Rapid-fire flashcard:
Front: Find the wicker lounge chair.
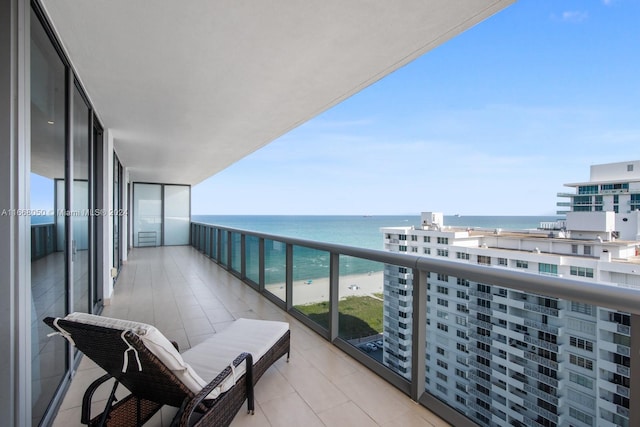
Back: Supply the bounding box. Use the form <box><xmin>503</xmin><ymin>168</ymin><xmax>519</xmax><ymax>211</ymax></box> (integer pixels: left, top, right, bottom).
<box><xmin>45</xmin><ymin>313</ymin><xmax>290</xmax><ymax>427</ymax></box>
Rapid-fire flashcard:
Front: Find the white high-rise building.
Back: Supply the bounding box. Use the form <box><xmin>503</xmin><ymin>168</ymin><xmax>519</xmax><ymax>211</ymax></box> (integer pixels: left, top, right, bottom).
<box><xmin>381</xmin><ymin>161</ymin><xmax>640</xmax><ymax>427</ymax></box>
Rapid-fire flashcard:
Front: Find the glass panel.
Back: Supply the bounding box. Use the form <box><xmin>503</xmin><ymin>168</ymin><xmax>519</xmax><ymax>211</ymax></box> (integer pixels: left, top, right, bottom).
<box><xmin>231</xmin><ymin>232</ymin><xmax>241</xmax><ymax>273</ymax></box>
<box><xmin>164</xmin><ymin>185</ymin><xmax>190</xmax><ymax>245</ymax></box>
<box><xmin>292</xmin><ymin>246</ymin><xmax>330</xmax><ymax>330</ymax></box>
<box><xmin>30</xmin><ymin>9</ymin><xmax>67</xmax><ymax>425</ymax></box>
<box><xmin>73</xmin><ymin>86</ymin><xmax>90</xmax><ymax>314</ymax></box>
<box><xmin>263</xmin><ymin>239</ymin><xmax>286</xmax><ymax>302</ymax></box>
<box><xmin>339</xmin><ymin>258</ymin><xmax>392</xmax><ymax>369</ymax></box>
<box><xmin>132</xmin><ymin>183</ymin><xmax>161</xmax><ymax>247</ymax></box>
<box><xmin>245</xmin><ymin>235</ymin><xmax>260</xmax><ymax>285</ymax></box>
<box><xmin>210</xmin><ymin>227</ymin><xmax>217</xmax><ymax>259</ymax></box>
<box><xmin>219</xmin><ymin>230</ymin><xmax>228</xmax><ymax>266</ymax></box>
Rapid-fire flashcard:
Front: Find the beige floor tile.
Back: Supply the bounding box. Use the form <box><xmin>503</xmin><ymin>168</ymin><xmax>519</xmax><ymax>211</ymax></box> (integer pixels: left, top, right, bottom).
<box><xmin>260</xmin><ymin>392</ymin><xmax>324</xmax><ymax>427</ymax></box>
<box><xmin>317</xmin><ymin>401</ymin><xmax>378</xmax><ymax>427</ymax></box>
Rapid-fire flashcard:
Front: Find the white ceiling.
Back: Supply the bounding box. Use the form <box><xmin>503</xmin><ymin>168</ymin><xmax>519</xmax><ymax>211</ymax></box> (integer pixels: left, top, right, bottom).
<box><xmin>41</xmin><ymin>0</ymin><xmax>514</xmax><ymax>185</ymax></box>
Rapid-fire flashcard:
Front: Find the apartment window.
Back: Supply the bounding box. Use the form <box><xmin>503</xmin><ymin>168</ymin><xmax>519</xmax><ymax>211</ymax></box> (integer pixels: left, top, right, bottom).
<box><xmin>437</xmin><ymin>249</ymin><xmax>449</xmax><ymax>257</ymax></box>
<box><xmin>569</xmin><ymin>407</ymin><xmax>594</xmax><ymax>426</ymax></box>
<box><xmin>437</xmin><ymin>286</ymin><xmax>449</xmax><ymax>295</ymax></box>
<box><xmin>424</xmin><ymin>248</ymin><xmax>431</xmax><ymax>255</ymax></box>
<box><xmin>399</xmin><ymin>267</ymin><xmax>407</xmax><ymax>274</ymax></box>
<box><xmin>456</xmin><ymin>290</ymin><xmax>468</xmax><ymax>300</ymax></box>
<box><xmin>455</xmin><ymin>368</ymin><xmax>466</xmax><ymax>378</ymax></box>
<box><xmin>477</xmin><ymin>284</ymin><xmax>491</xmax><ymax>294</ymax></box>
<box><xmin>437</xmin><ymin>359</ymin><xmax>448</xmax><ymax>369</ymax></box>
<box><xmin>516</xmin><ymin>260</ymin><xmax>528</xmax><ymax>269</ymax></box>
<box><xmin>498</xmin><ymin>257</ymin><xmax>507</xmax><ymax>266</ymax></box>
<box><xmin>569</xmin><ymin>353</ymin><xmax>594</xmax><ymax>371</ymax></box>
<box><xmin>456</xmin><ymin>330</ymin><xmax>467</xmax><ymax>339</ymax></box>
<box><xmin>437</xmin><ymin>346</ymin><xmax>445</xmax><ymax>356</ymax></box>
<box><xmin>411</xmin><ymin>235</ymin><xmax>417</xmax><ymax>241</ymax></box>
<box><xmin>477</xmin><ymin>255</ymin><xmax>491</xmax><ymax>265</ymax></box>
<box><xmin>456</xmin><ymin>303</ymin><xmax>469</xmax><ymax>313</ymax></box>
<box><xmin>613</xmin><ymin>332</ymin><xmax>631</xmax><ymax>347</ymax></box>
<box><xmin>424</xmin><ymin>236</ymin><xmax>431</xmax><ymax>243</ymax></box>
<box><xmin>437</xmin><ymin>310</ymin><xmax>449</xmax><ymax>320</ymax></box>
<box><xmin>398</xmin><ymin>278</ymin><xmax>407</xmax><ymax>285</ymax></box>
<box><xmin>437</xmin><ymin>237</ymin><xmax>449</xmax><ymax>244</ymax></box>
<box><xmin>568</xmin><ymin>389</ymin><xmax>596</xmax><ymax>411</ymax></box>
<box><xmin>399</xmin><ymin>234</ymin><xmax>407</xmax><ymax>241</ymax></box>
<box><xmin>583</xmin><ymin>245</ymin><xmax>592</xmax><ymax>255</ymax></box>
<box><xmin>436</xmin><ymin>384</ymin><xmax>448</xmax><ymax>395</ymax></box>
<box><xmin>436</xmin><ymin>371</ymin><xmax>447</xmax><ymax>382</ymax></box>
<box><xmin>437</xmin><ymin>298</ymin><xmax>448</xmax><ymax>307</ymax></box>
<box><xmin>628</xmin><ymin>164</ymin><xmax>634</xmax><ymax>172</ymax></box>
<box><xmin>457</xmin><ymin>278</ymin><xmax>470</xmax><ymax>287</ymax></box>
<box><xmin>398</xmin><ymin>311</ymin><xmax>407</xmax><ymax>318</ymax></box>
<box><xmin>437</xmin><ymin>323</ymin><xmax>448</xmax><ymax>332</ymax></box>
<box><xmin>570</xmin><ymin>266</ymin><xmax>594</xmax><ymax>278</ymax></box>
<box><xmin>569</xmin><ymin>336</ymin><xmax>594</xmax><ymax>352</ymax></box>
<box><xmin>538</xmin><ymin>263</ymin><xmax>558</xmax><ymax>276</ymax></box>
<box><xmin>609</xmin><ymin>311</ymin><xmax>631</xmax><ymax>326</ymax></box>
<box><xmin>570</xmin><ymin>301</ymin><xmax>595</xmax><ymax>316</ymax></box>
<box><xmin>456</xmin><ymin>252</ymin><xmax>470</xmax><ymax>260</ymax></box>
<box><xmin>410</xmin><ymin>247</ymin><xmax>418</xmax><ymax>253</ymax></box>
<box><xmin>571</xmin><ymin>244</ymin><xmax>578</xmax><ymax>254</ymax></box>
<box><xmin>456</xmin><ymin>342</ymin><xmax>467</xmax><ymax>353</ymax></box>
<box><xmin>399</xmin><ymin>245</ymin><xmax>407</xmax><ymax>252</ymax></box>
<box><xmin>569</xmin><ymin>371</ymin><xmax>594</xmax><ymax>390</ymax></box>
<box><xmin>455</xmin><ymin>316</ymin><xmax>467</xmax><ymax>327</ymax></box>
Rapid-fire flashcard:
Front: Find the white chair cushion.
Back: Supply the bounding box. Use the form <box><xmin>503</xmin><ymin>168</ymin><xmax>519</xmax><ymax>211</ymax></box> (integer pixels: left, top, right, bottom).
<box><xmin>181</xmin><ymin>318</ymin><xmax>289</xmax><ymax>395</ymax></box>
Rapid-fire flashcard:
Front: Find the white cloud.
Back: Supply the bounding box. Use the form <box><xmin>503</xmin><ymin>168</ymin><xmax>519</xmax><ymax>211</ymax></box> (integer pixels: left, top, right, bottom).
<box><xmin>560</xmin><ymin>10</ymin><xmax>589</xmax><ymax>22</ymax></box>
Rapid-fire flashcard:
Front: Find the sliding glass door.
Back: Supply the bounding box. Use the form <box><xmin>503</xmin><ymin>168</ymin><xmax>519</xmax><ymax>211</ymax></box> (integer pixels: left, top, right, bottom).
<box><xmin>29</xmin><ymin>6</ymin><xmax>103</xmax><ymax>425</ymax></box>
<box><xmin>132</xmin><ymin>183</ymin><xmax>190</xmax><ymax>247</ymax></box>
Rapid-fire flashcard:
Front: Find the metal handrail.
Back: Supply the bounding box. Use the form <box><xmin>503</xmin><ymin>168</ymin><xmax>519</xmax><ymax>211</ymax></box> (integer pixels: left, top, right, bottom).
<box><xmin>191</xmin><ymin>221</ymin><xmax>640</xmax><ymax>315</ymax></box>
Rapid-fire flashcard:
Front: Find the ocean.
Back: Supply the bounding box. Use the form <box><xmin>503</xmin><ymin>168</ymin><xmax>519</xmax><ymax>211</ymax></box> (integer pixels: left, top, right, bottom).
<box><xmin>191</xmin><ymin>215</ymin><xmax>560</xmax><ymax>250</ymax></box>
<box><xmin>191</xmin><ymin>215</ymin><xmax>561</xmax><ymax>283</ymax></box>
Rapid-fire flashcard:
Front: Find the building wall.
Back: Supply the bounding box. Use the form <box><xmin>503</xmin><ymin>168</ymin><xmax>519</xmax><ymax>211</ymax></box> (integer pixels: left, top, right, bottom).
<box><xmin>381</xmin><ymin>222</ymin><xmax>636</xmax><ymax>427</ymax></box>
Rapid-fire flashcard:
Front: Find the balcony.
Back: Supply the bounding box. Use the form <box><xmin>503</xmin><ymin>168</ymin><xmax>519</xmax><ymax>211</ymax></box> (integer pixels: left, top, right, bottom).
<box><xmin>53</xmin><ymin>246</ymin><xmax>443</xmax><ymax>426</ymax></box>
<box><xmin>52</xmin><ymin>221</ymin><xmax>640</xmax><ymax>427</ymax></box>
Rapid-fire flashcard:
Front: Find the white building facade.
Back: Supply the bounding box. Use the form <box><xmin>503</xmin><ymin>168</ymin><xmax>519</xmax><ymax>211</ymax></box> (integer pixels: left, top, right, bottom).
<box><xmin>381</xmin><ymin>162</ymin><xmax>640</xmax><ymax>427</ymax></box>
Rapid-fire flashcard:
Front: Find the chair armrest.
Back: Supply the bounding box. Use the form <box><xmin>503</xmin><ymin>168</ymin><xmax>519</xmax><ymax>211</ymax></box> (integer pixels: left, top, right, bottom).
<box><xmin>179</xmin><ymin>352</ymin><xmax>254</xmax><ymax>426</ymax></box>
<box><xmin>81</xmin><ymin>373</ymin><xmax>114</xmax><ymax>424</ymax></box>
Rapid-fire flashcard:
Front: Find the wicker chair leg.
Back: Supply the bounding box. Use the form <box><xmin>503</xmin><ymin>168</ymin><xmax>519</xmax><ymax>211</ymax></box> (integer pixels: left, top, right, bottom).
<box><xmin>246</xmin><ymin>354</ymin><xmax>255</xmax><ymax>415</ymax></box>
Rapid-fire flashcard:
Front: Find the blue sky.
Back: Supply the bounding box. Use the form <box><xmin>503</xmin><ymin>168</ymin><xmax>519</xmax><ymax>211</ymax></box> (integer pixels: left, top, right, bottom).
<box><xmin>192</xmin><ymin>0</ymin><xmax>640</xmax><ymax>216</ymax></box>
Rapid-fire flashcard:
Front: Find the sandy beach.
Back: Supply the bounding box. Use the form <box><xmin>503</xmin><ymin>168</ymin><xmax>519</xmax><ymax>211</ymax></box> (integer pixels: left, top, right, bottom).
<box><xmin>265</xmin><ymin>271</ymin><xmax>385</xmax><ymax>305</ymax></box>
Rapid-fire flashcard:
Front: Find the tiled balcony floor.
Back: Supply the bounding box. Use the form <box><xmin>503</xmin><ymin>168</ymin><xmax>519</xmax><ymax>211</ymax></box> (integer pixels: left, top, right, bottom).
<box><xmin>53</xmin><ymin>246</ymin><xmax>449</xmax><ymax>427</ymax></box>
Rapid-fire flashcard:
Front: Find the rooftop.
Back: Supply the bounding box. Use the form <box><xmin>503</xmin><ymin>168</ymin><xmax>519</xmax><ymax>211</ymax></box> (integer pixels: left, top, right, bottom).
<box><xmin>52</xmin><ymin>246</ymin><xmax>448</xmax><ymax>427</ymax></box>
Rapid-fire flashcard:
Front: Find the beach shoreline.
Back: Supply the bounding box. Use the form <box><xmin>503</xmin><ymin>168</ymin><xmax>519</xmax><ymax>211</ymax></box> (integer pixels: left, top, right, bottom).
<box><xmin>265</xmin><ymin>271</ymin><xmax>385</xmax><ymax>305</ymax></box>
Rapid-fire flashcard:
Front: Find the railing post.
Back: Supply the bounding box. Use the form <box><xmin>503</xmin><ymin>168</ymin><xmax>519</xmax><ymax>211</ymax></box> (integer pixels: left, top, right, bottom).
<box><xmin>286</xmin><ymin>244</ymin><xmax>293</xmax><ymax>311</ymax></box>
<box><xmin>329</xmin><ymin>253</ymin><xmax>340</xmax><ymax>342</ymax></box>
<box><xmin>630</xmin><ymin>313</ymin><xmax>640</xmax><ymax>427</ymax></box>
<box><xmin>411</xmin><ymin>268</ymin><xmax>427</xmax><ymax>401</ymax></box>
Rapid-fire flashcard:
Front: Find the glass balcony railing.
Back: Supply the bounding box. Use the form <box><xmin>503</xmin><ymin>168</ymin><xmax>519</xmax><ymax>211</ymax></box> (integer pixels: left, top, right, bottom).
<box><xmin>190</xmin><ymin>221</ymin><xmax>640</xmax><ymax>427</ymax></box>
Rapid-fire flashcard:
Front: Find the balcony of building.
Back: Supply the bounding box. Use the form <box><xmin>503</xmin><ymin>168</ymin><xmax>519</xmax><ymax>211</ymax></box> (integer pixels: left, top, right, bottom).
<box><xmin>45</xmin><ymin>220</ymin><xmax>640</xmax><ymax>427</ymax></box>
<box><xmin>52</xmin><ymin>245</ymin><xmax>447</xmax><ymax>427</ymax></box>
